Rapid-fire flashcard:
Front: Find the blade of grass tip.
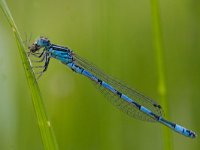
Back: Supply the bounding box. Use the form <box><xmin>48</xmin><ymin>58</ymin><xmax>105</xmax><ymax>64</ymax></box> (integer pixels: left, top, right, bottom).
<box><xmin>0</xmin><ymin>0</ymin><xmax>59</xmax><ymax>149</ymax></box>
<box><xmin>150</xmin><ymin>0</ymin><xmax>172</xmax><ymax>150</ymax></box>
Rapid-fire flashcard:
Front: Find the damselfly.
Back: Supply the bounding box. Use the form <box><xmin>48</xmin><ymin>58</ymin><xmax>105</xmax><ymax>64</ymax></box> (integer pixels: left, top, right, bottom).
<box><xmin>28</xmin><ymin>36</ymin><xmax>196</xmax><ymax>138</ymax></box>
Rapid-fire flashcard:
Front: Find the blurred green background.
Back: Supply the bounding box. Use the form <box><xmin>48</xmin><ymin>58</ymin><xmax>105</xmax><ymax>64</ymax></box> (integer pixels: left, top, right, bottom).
<box><xmin>0</xmin><ymin>0</ymin><xmax>199</xmax><ymax>149</ymax></box>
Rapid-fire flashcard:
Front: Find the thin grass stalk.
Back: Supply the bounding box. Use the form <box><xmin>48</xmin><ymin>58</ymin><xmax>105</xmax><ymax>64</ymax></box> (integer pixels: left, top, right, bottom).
<box><xmin>0</xmin><ymin>0</ymin><xmax>58</xmax><ymax>149</ymax></box>
<box><xmin>150</xmin><ymin>0</ymin><xmax>172</xmax><ymax>150</ymax></box>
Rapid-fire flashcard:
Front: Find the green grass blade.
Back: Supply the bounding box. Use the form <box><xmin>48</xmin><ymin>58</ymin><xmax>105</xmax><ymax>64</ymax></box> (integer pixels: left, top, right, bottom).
<box><xmin>0</xmin><ymin>0</ymin><xmax>59</xmax><ymax>149</ymax></box>
<box><xmin>150</xmin><ymin>0</ymin><xmax>172</xmax><ymax>149</ymax></box>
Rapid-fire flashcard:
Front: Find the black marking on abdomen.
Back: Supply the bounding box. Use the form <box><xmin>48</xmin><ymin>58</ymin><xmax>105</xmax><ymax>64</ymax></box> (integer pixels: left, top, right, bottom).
<box><xmin>116</xmin><ymin>91</ymin><xmax>122</xmax><ymax>98</ymax></box>
<box><xmin>132</xmin><ymin>101</ymin><xmax>141</xmax><ymax>109</ymax></box>
<box><xmin>151</xmin><ymin>113</ymin><xmax>160</xmax><ymax>120</ymax></box>
<box><xmin>97</xmin><ymin>79</ymin><xmax>102</xmax><ymax>85</ymax></box>
<box><xmin>80</xmin><ymin>68</ymin><xmax>84</xmax><ymax>74</ymax></box>
<box><xmin>161</xmin><ymin>117</ymin><xmax>176</xmax><ymax>128</ymax></box>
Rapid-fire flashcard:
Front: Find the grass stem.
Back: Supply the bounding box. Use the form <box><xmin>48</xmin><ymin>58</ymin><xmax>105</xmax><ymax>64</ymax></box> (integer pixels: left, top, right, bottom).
<box><xmin>0</xmin><ymin>0</ymin><xmax>59</xmax><ymax>149</ymax></box>
<box><xmin>150</xmin><ymin>0</ymin><xmax>172</xmax><ymax>149</ymax></box>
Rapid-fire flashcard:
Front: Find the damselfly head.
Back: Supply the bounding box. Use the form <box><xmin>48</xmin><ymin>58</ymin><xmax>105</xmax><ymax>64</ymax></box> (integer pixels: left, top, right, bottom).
<box><xmin>28</xmin><ymin>36</ymin><xmax>50</xmax><ymax>53</ymax></box>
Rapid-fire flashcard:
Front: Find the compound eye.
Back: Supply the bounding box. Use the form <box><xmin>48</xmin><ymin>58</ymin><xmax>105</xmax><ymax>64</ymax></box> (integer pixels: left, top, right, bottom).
<box><xmin>28</xmin><ymin>44</ymin><xmax>41</xmax><ymax>53</ymax></box>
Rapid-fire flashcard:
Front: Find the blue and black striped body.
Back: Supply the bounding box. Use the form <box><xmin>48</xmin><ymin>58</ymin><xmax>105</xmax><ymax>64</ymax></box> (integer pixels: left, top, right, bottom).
<box><xmin>28</xmin><ymin>37</ymin><xmax>196</xmax><ymax>138</ymax></box>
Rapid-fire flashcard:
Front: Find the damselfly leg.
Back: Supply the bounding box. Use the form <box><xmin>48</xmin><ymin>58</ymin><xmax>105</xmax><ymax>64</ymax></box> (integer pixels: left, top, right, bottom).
<box><xmin>28</xmin><ymin>48</ymin><xmax>51</xmax><ymax>79</ymax></box>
